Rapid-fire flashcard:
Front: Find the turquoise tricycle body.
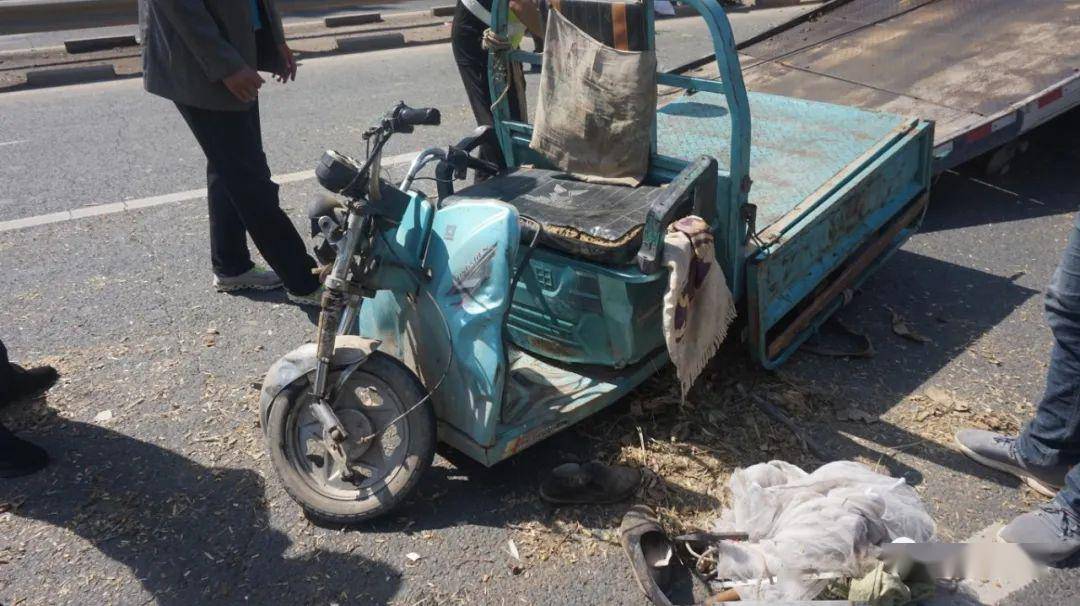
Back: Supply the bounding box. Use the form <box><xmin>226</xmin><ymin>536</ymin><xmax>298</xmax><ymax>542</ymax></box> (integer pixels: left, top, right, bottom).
<box><xmin>352</xmin><ymin>0</ymin><xmax>932</xmax><ymax>467</ymax></box>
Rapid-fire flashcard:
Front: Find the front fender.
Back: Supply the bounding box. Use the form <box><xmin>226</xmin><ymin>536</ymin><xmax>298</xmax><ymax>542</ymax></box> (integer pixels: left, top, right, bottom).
<box><xmin>258</xmin><ymin>335</ymin><xmax>381</xmax><ymax>432</ymax></box>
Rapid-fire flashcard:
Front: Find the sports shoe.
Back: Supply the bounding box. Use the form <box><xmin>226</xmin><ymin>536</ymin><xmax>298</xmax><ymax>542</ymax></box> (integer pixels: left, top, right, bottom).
<box><xmin>0</xmin><ymin>423</ymin><xmax>49</xmax><ymax>479</ymax></box>
<box><xmin>1</xmin><ymin>364</ymin><xmax>59</xmax><ymax>408</ymax></box>
<box><xmin>287</xmin><ymin>286</ymin><xmax>324</xmax><ymax>308</ymax></box>
<box><xmin>998</xmin><ymin>500</ymin><xmax>1080</xmax><ymax>565</ymax></box>
<box><xmin>213</xmin><ymin>265</ymin><xmax>283</xmax><ymax>292</ymax></box>
<box><xmin>954</xmin><ymin>429</ymin><xmax>1069</xmax><ymax>497</ymax></box>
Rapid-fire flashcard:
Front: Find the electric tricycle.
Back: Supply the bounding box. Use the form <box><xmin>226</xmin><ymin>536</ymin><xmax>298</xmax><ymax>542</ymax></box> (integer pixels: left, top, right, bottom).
<box><xmin>259</xmin><ymin>0</ymin><xmax>934</xmax><ymax>523</ymax></box>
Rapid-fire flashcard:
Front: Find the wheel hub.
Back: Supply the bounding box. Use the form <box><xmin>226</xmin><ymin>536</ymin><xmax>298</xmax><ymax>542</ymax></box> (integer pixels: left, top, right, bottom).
<box><xmin>336</xmin><ymin>408</ymin><xmax>375</xmax><ymax>459</ymax></box>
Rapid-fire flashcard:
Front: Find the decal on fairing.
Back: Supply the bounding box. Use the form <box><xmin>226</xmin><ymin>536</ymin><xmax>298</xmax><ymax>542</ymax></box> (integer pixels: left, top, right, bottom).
<box><xmin>447</xmin><ymin>244</ymin><xmax>496</xmax><ymax>303</ymax></box>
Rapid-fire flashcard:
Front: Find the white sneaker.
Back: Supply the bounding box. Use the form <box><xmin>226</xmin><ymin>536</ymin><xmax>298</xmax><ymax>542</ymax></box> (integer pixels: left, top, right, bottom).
<box><xmin>213</xmin><ymin>265</ymin><xmax>283</xmax><ymax>292</ymax></box>
<box><xmin>287</xmin><ymin>286</ymin><xmax>324</xmax><ymax>308</ymax></box>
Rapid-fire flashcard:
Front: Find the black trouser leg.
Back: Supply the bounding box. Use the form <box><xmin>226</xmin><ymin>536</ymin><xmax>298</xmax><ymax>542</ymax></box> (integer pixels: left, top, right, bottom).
<box><xmin>451</xmin><ymin>6</ymin><xmax>524</xmax><ymax>168</ymax></box>
<box><xmin>175</xmin><ymin>102</ymin><xmax>319</xmax><ymax>294</ymax></box>
<box><xmin>206</xmin><ymin>160</ymin><xmax>253</xmax><ymax>278</ymax></box>
<box><xmin>0</xmin><ymin>339</ymin><xmax>14</xmax><ymax>404</ymax></box>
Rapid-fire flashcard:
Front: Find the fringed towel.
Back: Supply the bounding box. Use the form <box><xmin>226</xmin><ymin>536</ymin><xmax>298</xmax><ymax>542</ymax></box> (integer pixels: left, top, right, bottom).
<box><xmin>662</xmin><ymin>216</ymin><xmax>736</xmax><ymax>397</ymax></box>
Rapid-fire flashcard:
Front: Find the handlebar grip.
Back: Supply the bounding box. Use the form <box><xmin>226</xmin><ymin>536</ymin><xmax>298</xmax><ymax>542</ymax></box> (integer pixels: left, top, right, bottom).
<box><xmin>467</xmin><ymin>156</ymin><xmax>501</xmax><ymax>177</ymax></box>
<box><xmin>396</xmin><ymin>105</ymin><xmax>442</xmax><ymax>128</ymax></box>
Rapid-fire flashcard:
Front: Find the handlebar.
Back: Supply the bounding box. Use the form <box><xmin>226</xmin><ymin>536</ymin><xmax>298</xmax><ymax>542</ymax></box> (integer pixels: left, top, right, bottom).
<box><xmin>392</xmin><ymin>103</ymin><xmax>441</xmax><ymax>132</ymax></box>
<box><xmin>466</xmin><ymin>156</ymin><xmax>500</xmax><ymax>176</ymax></box>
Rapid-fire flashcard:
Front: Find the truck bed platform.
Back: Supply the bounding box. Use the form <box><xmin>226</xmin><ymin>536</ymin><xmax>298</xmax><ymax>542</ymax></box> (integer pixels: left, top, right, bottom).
<box><xmin>678</xmin><ymin>0</ymin><xmax>1080</xmax><ymax>172</ymax></box>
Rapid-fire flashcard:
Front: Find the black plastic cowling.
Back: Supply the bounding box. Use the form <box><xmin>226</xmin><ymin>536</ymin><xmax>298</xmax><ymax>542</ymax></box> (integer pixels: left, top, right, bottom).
<box><xmin>316</xmin><ymin>150</ymin><xmax>367</xmax><ymax>198</ymax></box>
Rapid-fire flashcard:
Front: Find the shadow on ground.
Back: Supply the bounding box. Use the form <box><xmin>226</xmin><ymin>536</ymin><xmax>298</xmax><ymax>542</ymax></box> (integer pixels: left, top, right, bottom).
<box><xmin>922</xmin><ymin>108</ymin><xmax>1080</xmax><ymax>235</ymax></box>
<box><xmin>2</xmin><ymin>400</ymin><xmax>402</xmax><ymax>605</ymax></box>
<box><xmin>782</xmin><ymin>247</ymin><xmax>1040</xmax><ymax>489</ymax></box>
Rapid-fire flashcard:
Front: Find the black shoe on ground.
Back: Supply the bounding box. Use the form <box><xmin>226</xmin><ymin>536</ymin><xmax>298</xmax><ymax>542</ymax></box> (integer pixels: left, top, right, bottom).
<box><xmin>0</xmin><ymin>424</ymin><xmax>49</xmax><ymax>478</ymax></box>
<box><xmin>4</xmin><ymin>364</ymin><xmax>60</xmax><ymax>405</ymax></box>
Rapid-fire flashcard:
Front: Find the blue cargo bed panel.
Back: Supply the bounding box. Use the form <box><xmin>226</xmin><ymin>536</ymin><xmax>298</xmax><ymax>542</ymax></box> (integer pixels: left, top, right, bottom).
<box><xmin>657</xmin><ymin>90</ymin><xmax>911</xmax><ymax>232</ymax></box>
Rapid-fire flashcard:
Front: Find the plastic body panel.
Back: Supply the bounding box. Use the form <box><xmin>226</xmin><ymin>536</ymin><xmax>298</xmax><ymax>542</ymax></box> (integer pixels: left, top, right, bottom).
<box><xmin>358</xmin><ymin>198</ymin><xmax>521</xmax><ymax>450</ymax></box>
<box><xmin>506</xmin><ymin>247</ymin><xmax>666</xmax><ymax>368</ymax></box>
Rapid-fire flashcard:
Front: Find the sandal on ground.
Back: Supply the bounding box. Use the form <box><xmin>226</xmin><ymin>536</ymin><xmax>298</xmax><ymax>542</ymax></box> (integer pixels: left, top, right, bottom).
<box><xmin>538</xmin><ymin>461</ymin><xmax>641</xmax><ymax>505</ymax></box>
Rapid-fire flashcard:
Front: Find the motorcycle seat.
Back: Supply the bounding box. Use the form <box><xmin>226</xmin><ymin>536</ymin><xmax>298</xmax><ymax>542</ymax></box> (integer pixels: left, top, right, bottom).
<box><xmin>445</xmin><ymin>167</ymin><xmax>664</xmax><ymax>266</ymax></box>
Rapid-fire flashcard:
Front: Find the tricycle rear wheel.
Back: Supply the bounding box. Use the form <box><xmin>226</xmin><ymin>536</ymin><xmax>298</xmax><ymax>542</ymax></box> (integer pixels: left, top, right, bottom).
<box><xmin>265</xmin><ymin>352</ymin><xmax>435</xmax><ymax>524</ymax></box>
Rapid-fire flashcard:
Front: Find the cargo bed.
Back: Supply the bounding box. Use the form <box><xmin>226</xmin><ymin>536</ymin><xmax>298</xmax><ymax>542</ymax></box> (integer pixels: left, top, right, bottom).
<box><xmin>676</xmin><ymin>0</ymin><xmax>1080</xmax><ymax>172</ymax></box>
<box><xmin>658</xmin><ymin>88</ymin><xmax>933</xmax><ymax>366</ymax></box>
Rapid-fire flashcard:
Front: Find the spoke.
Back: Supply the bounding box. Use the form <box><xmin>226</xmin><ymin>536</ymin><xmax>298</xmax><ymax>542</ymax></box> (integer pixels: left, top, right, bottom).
<box><xmin>353</xmin><ymin>441</ymin><xmax>390</xmax><ymax>480</ymax></box>
<box><xmin>351</xmin><ymin>462</ymin><xmax>380</xmax><ymax>478</ymax></box>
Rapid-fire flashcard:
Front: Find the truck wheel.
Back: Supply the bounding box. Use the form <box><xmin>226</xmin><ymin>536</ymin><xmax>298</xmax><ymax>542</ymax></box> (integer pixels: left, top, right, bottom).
<box><xmin>265</xmin><ymin>352</ymin><xmax>435</xmax><ymax>524</ymax></box>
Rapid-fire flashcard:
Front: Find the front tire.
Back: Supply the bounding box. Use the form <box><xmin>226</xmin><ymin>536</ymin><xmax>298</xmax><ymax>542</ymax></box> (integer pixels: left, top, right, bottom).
<box><xmin>265</xmin><ymin>352</ymin><xmax>435</xmax><ymax>524</ymax></box>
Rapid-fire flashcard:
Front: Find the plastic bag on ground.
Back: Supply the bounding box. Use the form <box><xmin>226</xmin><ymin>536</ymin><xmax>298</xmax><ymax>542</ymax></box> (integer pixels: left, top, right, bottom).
<box><xmin>709</xmin><ymin>460</ymin><xmax>935</xmax><ymax>601</ymax></box>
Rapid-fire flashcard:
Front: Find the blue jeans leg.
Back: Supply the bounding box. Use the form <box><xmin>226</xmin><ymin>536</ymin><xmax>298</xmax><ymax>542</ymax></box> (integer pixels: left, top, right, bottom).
<box><xmin>1017</xmin><ymin>213</ymin><xmax>1080</xmax><ymax>514</ymax></box>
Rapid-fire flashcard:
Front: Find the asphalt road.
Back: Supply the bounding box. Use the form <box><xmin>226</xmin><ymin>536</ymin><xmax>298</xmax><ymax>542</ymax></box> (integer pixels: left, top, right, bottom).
<box><xmin>2</xmin><ymin>5</ymin><xmax>1079</xmax><ymax>605</ymax></box>
<box><xmin>0</xmin><ymin>8</ymin><xmax>809</xmax><ymax>223</ymax></box>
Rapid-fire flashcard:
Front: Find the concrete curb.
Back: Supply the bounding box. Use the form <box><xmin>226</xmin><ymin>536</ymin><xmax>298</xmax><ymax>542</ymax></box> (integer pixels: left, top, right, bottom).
<box><xmin>0</xmin><ymin>0</ymin><xmax>450</xmax><ymax>35</ymax></box>
<box><xmin>335</xmin><ymin>32</ymin><xmax>406</xmax><ymax>53</ymax></box>
<box><xmin>25</xmin><ymin>64</ymin><xmax>118</xmax><ymax>87</ymax></box>
<box><xmin>64</xmin><ymin>34</ymin><xmax>138</xmax><ymax>54</ymax></box>
<box><xmin>431</xmin><ymin>6</ymin><xmax>456</xmax><ymax>17</ymax></box>
<box><xmin>6</xmin><ymin>1</ymin><xmax>721</xmax><ymax>92</ymax></box>
<box><xmin>324</xmin><ymin>12</ymin><xmax>382</xmax><ymax>28</ymax></box>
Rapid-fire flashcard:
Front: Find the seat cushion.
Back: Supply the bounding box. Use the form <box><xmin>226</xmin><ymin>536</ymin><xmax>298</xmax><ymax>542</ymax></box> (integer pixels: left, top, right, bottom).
<box><xmin>445</xmin><ymin>167</ymin><xmax>663</xmax><ymax>265</ymax></box>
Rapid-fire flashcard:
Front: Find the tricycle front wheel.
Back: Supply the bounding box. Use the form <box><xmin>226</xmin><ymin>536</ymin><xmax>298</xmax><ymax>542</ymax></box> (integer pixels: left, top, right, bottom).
<box><xmin>265</xmin><ymin>352</ymin><xmax>435</xmax><ymax>524</ymax></box>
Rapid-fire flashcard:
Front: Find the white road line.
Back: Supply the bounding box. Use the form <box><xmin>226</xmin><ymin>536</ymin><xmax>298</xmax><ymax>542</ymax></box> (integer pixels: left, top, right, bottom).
<box><xmin>0</xmin><ymin>139</ymin><xmax>27</xmax><ymax>147</ymax></box>
<box><xmin>0</xmin><ymin>151</ymin><xmax>418</xmax><ymax>234</ymax></box>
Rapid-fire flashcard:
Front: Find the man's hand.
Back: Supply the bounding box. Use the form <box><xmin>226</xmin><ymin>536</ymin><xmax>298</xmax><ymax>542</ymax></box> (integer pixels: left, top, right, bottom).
<box><xmin>222</xmin><ymin>66</ymin><xmax>264</xmax><ymax>103</ymax></box>
<box><xmin>275</xmin><ymin>44</ymin><xmax>298</xmax><ymax>83</ymax></box>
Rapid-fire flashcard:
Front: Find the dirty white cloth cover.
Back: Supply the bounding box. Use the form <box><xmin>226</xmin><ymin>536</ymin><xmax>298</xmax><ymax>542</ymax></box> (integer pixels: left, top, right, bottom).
<box><xmin>662</xmin><ymin>216</ymin><xmax>735</xmax><ymax>397</ymax></box>
<box><xmin>529</xmin><ymin>9</ymin><xmax>657</xmax><ymax>186</ymax></box>
<box><xmin>710</xmin><ymin>460</ymin><xmax>936</xmax><ymax>601</ymax></box>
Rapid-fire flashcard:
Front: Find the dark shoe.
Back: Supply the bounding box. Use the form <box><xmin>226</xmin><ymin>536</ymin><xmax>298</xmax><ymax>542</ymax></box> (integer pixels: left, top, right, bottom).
<box><xmin>287</xmin><ymin>286</ymin><xmax>324</xmax><ymax>308</ymax></box>
<box><xmin>3</xmin><ymin>364</ymin><xmax>59</xmax><ymax>406</ymax></box>
<box><xmin>539</xmin><ymin>461</ymin><xmax>641</xmax><ymax>505</ymax></box>
<box><xmin>954</xmin><ymin>429</ymin><xmax>1068</xmax><ymax>497</ymax></box>
<box><xmin>213</xmin><ymin>264</ymin><xmax>283</xmax><ymax>292</ymax></box>
<box><xmin>0</xmin><ymin>424</ymin><xmax>49</xmax><ymax>478</ymax></box>
<box><xmin>998</xmin><ymin>500</ymin><xmax>1080</xmax><ymax>565</ymax></box>
<box><xmin>620</xmin><ymin>505</ymin><xmax>676</xmax><ymax>606</ymax></box>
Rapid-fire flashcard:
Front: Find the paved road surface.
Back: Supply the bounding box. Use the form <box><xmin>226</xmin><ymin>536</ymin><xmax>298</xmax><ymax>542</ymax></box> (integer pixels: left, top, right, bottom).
<box><xmin>1</xmin><ymin>6</ymin><xmax>1079</xmax><ymax>605</ymax></box>
<box><xmin>0</xmin><ymin>10</ymin><xmax>808</xmax><ymax>223</ymax></box>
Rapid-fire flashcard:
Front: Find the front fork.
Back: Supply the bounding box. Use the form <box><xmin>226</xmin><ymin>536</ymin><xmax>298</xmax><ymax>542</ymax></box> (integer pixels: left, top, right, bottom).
<box><xmin>310</xmin><ymin>213</ymin><xmax>371</xmax><ymax>470</ymax></box>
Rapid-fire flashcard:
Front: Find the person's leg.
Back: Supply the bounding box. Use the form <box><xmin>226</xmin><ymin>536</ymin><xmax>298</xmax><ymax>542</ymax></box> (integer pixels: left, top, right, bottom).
<box><xmin>0</xmin><ymin>420</ymin><xmax>49</xmax><ymax>478</ymax></box>
<box><xmin>205</xmin><ymin>160</ymin><xmax>254</xmax><ymax>278</ymax></box>
<box><xmin>992</xmin><ymin>215</ymin><xmax>1080</xmax><ymax>564</ymax></box>
<box><xmin>1017</xmin><ymin>213</ymin><xmax>1080</xmax><ymax>473</ymax></box>
<box><xmin>0</xmin><ymin>338</ymin><xmax>14</xmax><ymax>403</ymax></box>
<box><xmin>175</xmin><ymin>102</ymin><xmax>319</xmax><ymax>295</ymax></box>
<box><xmin>0</xmin><ymin>338</ymin><xmax>58</xmax><ymax>408</ymax></box>
<box><xmin>0</xmin><ymin>339</ymin><xmax>52</xmax><ymax>478</ymax></box>
<box><xmin>452</xmin><ymin>9</ymin><xmax>501</xmax><ymax>166</ymax></box>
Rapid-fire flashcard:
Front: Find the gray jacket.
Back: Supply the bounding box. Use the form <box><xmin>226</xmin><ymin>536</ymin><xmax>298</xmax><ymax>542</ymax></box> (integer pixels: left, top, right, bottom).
<box><xmin>141</xmin><ymin>0</ymin><xmax>287</xmax><ymax>112</ymax></box>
